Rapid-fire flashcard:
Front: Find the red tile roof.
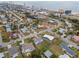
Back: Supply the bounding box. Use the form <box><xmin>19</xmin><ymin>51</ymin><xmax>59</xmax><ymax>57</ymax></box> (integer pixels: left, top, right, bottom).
<box><xmin>73</xmin><ymin>35</ymin><xmax>79</xmax><ymax>42</ymax></box>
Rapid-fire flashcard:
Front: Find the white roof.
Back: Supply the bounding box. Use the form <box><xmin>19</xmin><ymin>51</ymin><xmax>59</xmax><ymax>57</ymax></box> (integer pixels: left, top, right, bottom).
<box><xmin>0</xmin><ymin>53</ymin><xmax>4</xmax><ymax>58</ymax></box>
<box><xmin>21</xmin><ymin>27</ymin><xmax>28</xmax><ymax>33</ymax></box>
<box><xmin>39</xmin><ymin>11</ymin><xmax>48</xmax><ymax>15</ymax></box>
<box><xmin>21</xmin><ymin>29</ymin><xmax>26</xmax><ymax>33</ymax></box>
<box><xmin>7</xmin><ymin>45</ymin><xmax>12</xmax><ymax>49</ymax></box>
<box><xmin>59</xmin><ymin>28</ymin><xmax>65</xmax><ymax>33</ymax></box>
<box><xmin>27</xmin><ymin>18</ymin><xmax>32</xmax><ymax>21</ymax></box>
<box><xmin>43</xmin><ymin>34</ymin><xmax>54</xmax><ymax>40</ymax></box>
<box><xmin>59</xmin><ymin>54</ymin><xmax>70</xmax><ymax>58</ymax></box>
<box><xmin>49</xmin><ymin>20</ymin><xmax>54</xmax><ymax>23</ymax></box>
<box><xmin>6</xmin><ymin>27</ymin><xmax>12</xmax><ymax>32</ymax></box>
<box><xmin>0</xmin><ymin>15</ymin><xmax>5</xmax><ymax>18</ymax></box>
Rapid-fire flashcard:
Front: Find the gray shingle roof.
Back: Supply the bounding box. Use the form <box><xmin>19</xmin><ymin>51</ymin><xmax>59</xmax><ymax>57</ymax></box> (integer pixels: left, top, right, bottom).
<box><xmin>21</xmin><ymin>43</ymin><xmax>35</xmax><ymax>52</ymax></box>
<box><xmin>8</xmin><ymin>46</ymin><xmax>18</xmax><ymax>57</ymax></box>
<box><xmin>33</xmin><ymin>38</ymin><xmax>43</xmax><ymax>45</ymax></box>
<box><xmin>44</xmin><ymin>50</ymin><xmax>52</xmax><ymax>58</ymax></box>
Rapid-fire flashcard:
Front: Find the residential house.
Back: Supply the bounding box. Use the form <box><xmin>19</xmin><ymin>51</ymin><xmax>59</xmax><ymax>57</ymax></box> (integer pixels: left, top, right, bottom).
<box><xmin>0</xmin><ymin>43</ymin><xmax>6</xmax><ymax>47</ymax></box>
<box><xmin>73</xmin><ymin>35</ymin><xmax>79</xmax><ymax>42</ymax></box>
<box><xmin>21</xmin><ymin>43</ymin><xmax>35</xmax><ymax>53</ymax></box>
<box><xmin>68</xmin><ymin>44</ymin><xmax>73</xmax><ymax>48</ymax></box>
<box><xmin>37</xmin><ymin>14</ymin><xmax>48</xmax><ymax>19</ymax></box>
<box><xmin>27</xmin><ymin>18</ymin><xmax>32</xmax><ymax>23</ymax></box>
<box><xmin>8</xmin><ymin>45</ymin><xmax>19</xmax><ymax>58</ymax></box>
<box><xmin>21</xmin><ymin>26</ymin><xmax>28</xmax><ymax>33</ymax></box>
<box><xmin>38</xmin><ymin>11</ymin><xmax>48</xmax><ymax>16</ymax></box>
<box><xmin>0</xmin><ymin>53</ymin><xmax>4</xmax><ymax>58</ymax></box>
<box><xmin>65</xmin><ymin>21</ymin><xmax>72</xmax><ymax>28</ymax></box>
<box><xmin>48</xmin><ymin>20</ymin><xmax>58</xmax><ymax>25</ymax></box>
<box><xmin>38</xmin><ymin>23</ymin><xmax>51</xmax><ymax>29</ymax></box>
<box><xmin>59</xmin><ymin>54</ymin><xmax>70</xmax><ymax>58</ymax></box>
<box><xmin>28</xmin><ymin>15</ymin><xmax>36</xmax><ymax>19</ymax></box>
<box><xmin>59</xmin><ymin>28</ymin><xmax>65</xmax><ymax>34</ymax></box>
<box><xmin>5</xmin><ymin>23</ymin><xmax>12</xmax><ymax>32</ymax></box>
<box><xmin>38</xmin><ymin>24</ymin><xmax>49</xmax><ymax>29</ymax></box>
<box><xmin>60</xmin><ymin>43</ymin><xmax>76</xmax><ymax>57</ymax></box>
<box><xmin>32</xmin><ymin>25</ymin><xmax>37</xmax><ymax>30</ymax></box>
<box><xmin>10</xmin><ymin>32</ymin><xmax>18</xmax><ymax>39</ymax></box>
<box><xmin>43</xmin><ymin>34</ymin><xmax>54</xmax><ymax>41</ymax></box>
<box><xmin>43</xmin><ymin>50</ymin><xmax>53</xmax><ymax>58</ymax></box>
<box><xmin>33</xmin><ymin>37</ymin><xmax>43</xmax><ymax>45</ymax></box>
<box><xmin>0</xmin><ymin>15</ymin><xmax>5</xmax><ymax>19</ymax></box>
<box><xmin>6</xmin><ymin>27</ymin><xmax>12</xmax><ymax>32</ymax></box>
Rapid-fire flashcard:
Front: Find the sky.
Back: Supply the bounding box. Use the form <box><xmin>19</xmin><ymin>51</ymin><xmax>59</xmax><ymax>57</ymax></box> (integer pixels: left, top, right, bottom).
<box><xmin>1</xmin><ymin>1</ymin><xmax>79</xmax><ymax>12</ymax></box>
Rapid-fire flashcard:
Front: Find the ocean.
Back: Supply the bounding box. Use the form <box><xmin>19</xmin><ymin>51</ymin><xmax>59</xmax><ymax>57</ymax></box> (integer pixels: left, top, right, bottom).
<box><xmin>1</xmin><ymin>1</ymin><xmax>79</xmax><ymax>12</ymax></box>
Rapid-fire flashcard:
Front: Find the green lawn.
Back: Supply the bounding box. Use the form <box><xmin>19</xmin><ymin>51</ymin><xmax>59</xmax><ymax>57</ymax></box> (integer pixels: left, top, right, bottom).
<box><xmin>49</xmin><ymin>39</ymin><xmax>64</xmax><ymax>56</ymax></box>
<box><xmin>4</xmin><ymin>52</ymin><xmax>9</xmax><ymax>58</ymax></box>
<box><xmin>31</xmin><ymin>49</ymin><xmax>42</xmax><ymax>58</ymax></box>
<box><xmin>12</xmin><ymin>41</ymin><xmax>22</xmax><ymax>46</ymax></box>
<box><xmin>49</xmin><ymin>44</ymin><xmax>64</xmax><ymax>56</ymax></box>
<box><xmin>24</xmin><ymin>38</ymin><xmax>33</xmax><ymax>43</ymax></box>
<box><xmin>52</xmin><ymin>29</ymin><xmax>58</xmax><ymax>32</ymax></box>
<box><xmin>51</xmin><ymin>38</ymin><xmax>62</xmax><ymax>45</ymax></box>
<box><xmin>36</xmin><ymin>40</ymin><xmax>50</xmax><ymax>52</ymax></box>
<box><xmin>0</xmin><ymin>47</ymin><xmax>8</xmax><ymax>52</ymax></box>
<box><xmin>2</xmin><ymin>32</ymin><xmax>10</xmax><ymax>42</ymax></box>
<box><xmin>24</xmin><ymin>32</ymin><xmax>30</xmax><ymax>36</ymax></box>
<box><xmin>2</xmin><ymin>38</ymin><xmax>10</xmax><ymax>42</ymax></box>
<box><xmin>31</xmin><ymin>40</ymin><xmax>51</xmax><ymax>58</ymax></box>
<box><xmin>15</xmin><ymin>54</ymin><xmax>23</xmax><ymax>58</ymax></box>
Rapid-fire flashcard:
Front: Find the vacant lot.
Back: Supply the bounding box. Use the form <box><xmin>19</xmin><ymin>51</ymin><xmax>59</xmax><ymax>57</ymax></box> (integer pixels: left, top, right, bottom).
<box><xmin>49</xmin><ymin>39</ymin><xmax>64</xmax><ymax>56</ymax></box>
<box><xmin>24</xmin><ymin>38</ymin><xmax>33</xmax><ymax>43</ymax></box>
<box><xmin>36</xmin><ymin>40</ymin><xmax>50</xmax><ymax>52</ymax></box>
<box><xmin>49</xmin><ymin>44</ymin><xmax>64</xmax><ymax>56</ymax></box>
